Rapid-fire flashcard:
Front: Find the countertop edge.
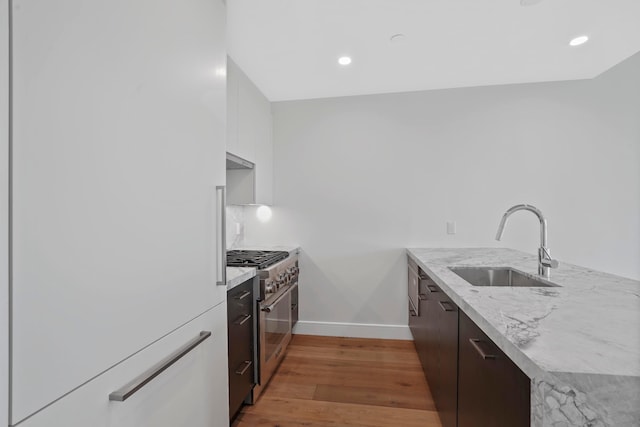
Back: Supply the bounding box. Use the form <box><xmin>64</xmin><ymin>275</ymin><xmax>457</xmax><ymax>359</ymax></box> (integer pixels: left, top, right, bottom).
<box><xmin>226</xmin><ymin>267</ymin><xmax>257</xmax><ymax>291</ymax></box>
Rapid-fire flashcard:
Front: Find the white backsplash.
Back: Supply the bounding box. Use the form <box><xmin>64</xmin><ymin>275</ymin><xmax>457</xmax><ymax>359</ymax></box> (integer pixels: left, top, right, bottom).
<box><xmin>225</xmin><ymin>205</ymin><xmax>245</xmax><ymax>249</ymax></box>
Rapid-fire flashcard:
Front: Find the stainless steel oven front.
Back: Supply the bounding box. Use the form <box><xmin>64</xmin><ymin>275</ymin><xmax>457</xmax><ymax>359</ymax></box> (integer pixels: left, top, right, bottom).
<box><xmin>256</xmin><ymin>283</ymin><xmax>296</xmax><ymax>397</ymax></box>
<box><xmin>232</xmin><ymin>251</ymin><xmax>298</xmax><ymax>402</ymax></box>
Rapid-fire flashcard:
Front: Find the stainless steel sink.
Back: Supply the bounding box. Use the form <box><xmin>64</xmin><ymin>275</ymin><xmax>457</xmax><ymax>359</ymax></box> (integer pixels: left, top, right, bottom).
<box><xmin>449</xmin><ymin>266</ymin><xmax>559</xmax><ymax>288</ymax></box>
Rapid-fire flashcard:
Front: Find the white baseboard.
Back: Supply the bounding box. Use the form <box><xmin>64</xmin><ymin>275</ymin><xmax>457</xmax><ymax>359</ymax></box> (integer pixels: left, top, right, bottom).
<box><xmin>292</xmin><ymin>320</ymin><xmax>412</xmax><ymax>340</ymax></box>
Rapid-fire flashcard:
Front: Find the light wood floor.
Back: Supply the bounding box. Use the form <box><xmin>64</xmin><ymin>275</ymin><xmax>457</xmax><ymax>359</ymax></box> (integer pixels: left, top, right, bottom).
<box><xmin>232</xmin><ymin>334</ymin><xmax>443</xmax><ymax>427</ymax></box>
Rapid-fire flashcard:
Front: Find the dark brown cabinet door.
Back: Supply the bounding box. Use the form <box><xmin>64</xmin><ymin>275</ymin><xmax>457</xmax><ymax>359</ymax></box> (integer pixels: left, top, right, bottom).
<box><xmin>434</xmin><ymin>293</ymin><xmax>458</xmax><ymax>427</ymax></box>
<box><xmin>423</xmin><ymin>278</ymin><xmax>440</xmax><ymax>387</ymax></box>
<box><xmin>227</xmin><ymin>278</ymin><xmax>256</xmax><ymax>419</ymax></box>
<box><xmin>458</xmin><ymin>311</ymin><xmax>530</xmax><ymax>427</ymax></box>
<box><xmin>419</xmin><ymin>276</ymin><xmax>458</xmax><ymax>427</ymax></box>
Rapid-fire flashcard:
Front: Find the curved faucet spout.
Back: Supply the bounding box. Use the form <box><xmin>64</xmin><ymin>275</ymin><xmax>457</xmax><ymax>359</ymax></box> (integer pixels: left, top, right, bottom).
<box><xmin>495</xmin><ymin>204</ymin><xmax>557</xmax><ymax>278</ymax></box>
<box><xmin>495</xmin><ymin>204</ymin><xmax>547</xmax><ymax>247</ymax></box>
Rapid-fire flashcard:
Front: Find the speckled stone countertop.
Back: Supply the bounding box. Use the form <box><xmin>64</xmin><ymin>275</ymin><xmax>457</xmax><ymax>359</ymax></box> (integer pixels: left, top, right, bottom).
<box><xmin>226</xmin><ymin>267</ymin><xmax>256</xmax><ymax>291</ymax></box>
<box><xmin>407</xmin><ymin>248</ymin><xmax>640</xmax><ymax>427</ymax></box>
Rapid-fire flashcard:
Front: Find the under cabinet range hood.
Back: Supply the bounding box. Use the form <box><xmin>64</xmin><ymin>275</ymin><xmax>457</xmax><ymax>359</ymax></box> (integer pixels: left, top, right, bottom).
<box><xmin>226</xmin><ymin>152</ymin><xmax>256</xmax><ymax>204</ymax></box>
<box><xmin>226</xmin><ymin>152</ymin><xmax>254</xmax><ymax>170</ymax></box>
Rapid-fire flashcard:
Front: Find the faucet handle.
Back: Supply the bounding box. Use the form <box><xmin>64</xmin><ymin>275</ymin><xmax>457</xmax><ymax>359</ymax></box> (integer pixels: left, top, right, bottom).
<box><xmin>540</xmin><ymin>247</ymin><xmax>559</xmax><ymax>269</ymax></box>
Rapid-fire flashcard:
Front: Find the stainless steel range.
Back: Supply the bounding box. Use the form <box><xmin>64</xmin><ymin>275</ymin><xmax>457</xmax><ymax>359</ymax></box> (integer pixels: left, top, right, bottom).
<box><xmin>226</xmin><ymin>249</ymin><xmax>299</xmax><ymax>401</ymax></box>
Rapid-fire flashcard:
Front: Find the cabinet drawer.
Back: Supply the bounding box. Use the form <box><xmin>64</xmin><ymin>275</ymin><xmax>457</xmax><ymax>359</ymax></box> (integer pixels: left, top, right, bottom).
<box><xmin>228</xmin><ymin>314</ymin><xmax>254</xmax><ymax>368</ymax></box>
<box><xmin>18</xmin><ymin>303</ymin><xmax>229</xmax><ymax>427</ymax></box>
<box><xmin>227</xmin><ymin>281</ymin><xmax>254</xmax><ymax>318</ymax></box>
<box><xmin>458</xmin><ymin>311</ymin><xmax>530</xmax><ymax>427</ymax></box>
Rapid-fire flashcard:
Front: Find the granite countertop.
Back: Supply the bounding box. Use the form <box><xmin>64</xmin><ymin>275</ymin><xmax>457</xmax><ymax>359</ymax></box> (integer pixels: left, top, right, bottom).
<box><xmin>407</xmin><ymin>247</ymin><xmax>640</xmax><ymax>427</ymax></box>
<box><xmin>226</xmin><ymin>267</ymin><xmax>256</xmax><ymax>291</ymax></box>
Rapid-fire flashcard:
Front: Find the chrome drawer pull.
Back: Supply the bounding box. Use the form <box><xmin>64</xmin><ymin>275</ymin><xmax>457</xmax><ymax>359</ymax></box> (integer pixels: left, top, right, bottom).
<box><xmin>235</xmin><ymin>314</ymin><xmax>252</xmax><ymax>326</ymax></box>
<box><xmin>109</xmin><ymin>331</ymin><xmax>211</xmax><ymax>402</ymax></box>
<box><xmin>438</xmin><ymin>301</ymin><xmax>455</xmax><ymax>312</ymax></box>
<box><xmin>409</xmin><ymin>309</ymin><xmax>417</xmax><ymax>317</ymax></box>
<box><xmin>418</xmin><ymin>293</ymin><xmax>427</xmax><ymax>301</ymax></box>
<box><xmin>236</xmin><ymin>290</ymin><xmax>251</xmax><ymax>300</ymax></box>
<box><xmin>469</xmin><ymin>338</ymin><xmax>497</xmax><ymax>360</ymax></box>
<box><xmin>235</xmin><ymin>360</ymin><xmax>252</xmax><ymax>376</ymax></box>
<box><xmin>426</xmin><ymin>285</ymin><xmax>438</xmax><ymax>293</ymax></box>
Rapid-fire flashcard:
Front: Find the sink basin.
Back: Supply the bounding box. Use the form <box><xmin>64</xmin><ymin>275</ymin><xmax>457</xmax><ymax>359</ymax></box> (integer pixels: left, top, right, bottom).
<box><xmin>449</xmin><ymin>266</ymin><xmax>559</xmax><ymax>288</ymax></box>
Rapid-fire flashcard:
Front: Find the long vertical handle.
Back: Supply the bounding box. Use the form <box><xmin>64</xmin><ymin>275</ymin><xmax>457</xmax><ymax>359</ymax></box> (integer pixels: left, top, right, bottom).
<box><xmin>216</xmin><ymin>186</ymin><xmax>226</xmax><ymax>286</ymax></box>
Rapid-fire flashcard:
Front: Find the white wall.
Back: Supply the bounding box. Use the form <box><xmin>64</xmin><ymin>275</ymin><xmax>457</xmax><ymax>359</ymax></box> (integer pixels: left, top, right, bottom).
<box><xmin>1</xmin><ymin>0</ymin><xmax>8</xmax><ymax>422</ymax></box>
<box><xmin>243</xmin><ymin>52</ymin><xmax>640</xmax><ymax>336</ymax></box>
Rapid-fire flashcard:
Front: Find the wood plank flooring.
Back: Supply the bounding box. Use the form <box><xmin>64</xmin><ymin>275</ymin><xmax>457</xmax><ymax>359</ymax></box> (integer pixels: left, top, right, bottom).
<box><xmin>232</xmin><ymin>335</ymin><xmax>442</xmax><ymax>427</ymax></box>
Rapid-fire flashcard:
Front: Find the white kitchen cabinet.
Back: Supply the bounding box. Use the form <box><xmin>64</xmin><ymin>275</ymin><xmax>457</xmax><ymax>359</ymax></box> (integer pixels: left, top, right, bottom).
<box><xmin>227</xmin><ymin>58</ymin><xmax>273</xmax><ymax>205</ymax></box>
<box><xmin>18</xmin><ymin>302</ymin><xmax>229</xmax><ymax>427</ymax></box>
<box><xmin>0</xmin><ymin>1</ymin><xmax>9</xmax><ymax>424</ymax></box>
<box><xmin>11</xmin><ymin>0</ymin><xmax>227</xmax><ymax>423</ymax></box>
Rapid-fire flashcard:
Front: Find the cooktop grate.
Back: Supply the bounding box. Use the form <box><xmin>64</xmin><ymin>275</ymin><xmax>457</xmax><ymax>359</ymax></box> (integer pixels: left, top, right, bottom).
<box><xmin>226</xmin><ymin>250</ymin><xmax>289</xmax><ymax>269</ymax></box>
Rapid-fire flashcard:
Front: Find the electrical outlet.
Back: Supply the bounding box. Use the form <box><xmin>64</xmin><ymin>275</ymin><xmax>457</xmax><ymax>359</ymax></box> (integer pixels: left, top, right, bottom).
<box><xmin>447</xmin><ymin>221</ymin><xmax>456</xmax><ymax>235</ymax></box>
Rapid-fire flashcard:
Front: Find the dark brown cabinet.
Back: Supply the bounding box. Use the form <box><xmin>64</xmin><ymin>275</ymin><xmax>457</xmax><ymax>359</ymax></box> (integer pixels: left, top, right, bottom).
<box><xmin>408</xmin><ymin>258</ymin><xmax>530</xmax><ymax>427</ymax></box>
<box><xmin>432</xmin><ymin>288</ymin><xmax>458</xmax><ymax>427</ymax></box>
<box><xmin>408</xmin><ymin>261</ymin><xmax>458</xmax><ymax>427</ymax></box>
<box><xmin>227</xmin><ymin>277</ymin><xmax>258</xmax><ymax>420</ymax></box>
<box><xmin>458</xmin><ymin>311</ymin><xmax>530</xmax><ymax>427</ymax></box>
<box><xmin>421</xmin><ymin>280</ymin><xmax>458</xmax><ymax>427</ymax></box>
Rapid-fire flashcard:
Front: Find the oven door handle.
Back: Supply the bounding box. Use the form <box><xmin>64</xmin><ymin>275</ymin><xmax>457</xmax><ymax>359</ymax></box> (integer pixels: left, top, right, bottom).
<box><xmin>261</xmin><ymin>287</ymin><xmax>292</xmax><ymax>313</ymax></box>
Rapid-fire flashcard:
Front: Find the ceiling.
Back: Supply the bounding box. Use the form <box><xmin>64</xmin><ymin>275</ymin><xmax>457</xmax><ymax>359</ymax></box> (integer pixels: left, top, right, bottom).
<box><xmin>227</xmin><ymin>0</ymin><xmax>640</xmax><ymax>102</ymax></box>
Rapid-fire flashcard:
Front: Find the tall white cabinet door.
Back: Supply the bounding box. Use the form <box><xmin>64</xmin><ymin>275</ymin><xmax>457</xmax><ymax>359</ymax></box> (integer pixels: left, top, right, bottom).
<box><xmin>17</xmin><ymin>302</ymin><xmax>229</xmax><ymax>427</ymax></box>
<box><xmin>0</xmin><ymin>0</ymin><xmax>9</xmax><ymax>424</ymax></box>
<box><xmin>11</xmin><ymin>0</ymin><xmax>227</xmax><ymax>423</ymax></box>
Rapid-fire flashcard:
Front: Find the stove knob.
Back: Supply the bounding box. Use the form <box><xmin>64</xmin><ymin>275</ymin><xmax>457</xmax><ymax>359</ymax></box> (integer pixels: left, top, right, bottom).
<box><xmin>264</xmin><ymin>280</ymin><xmax>275</xmax><ymax>294</ymax></box>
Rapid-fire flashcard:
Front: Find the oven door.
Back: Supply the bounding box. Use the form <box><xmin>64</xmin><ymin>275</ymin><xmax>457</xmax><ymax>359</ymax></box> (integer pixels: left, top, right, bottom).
<box><xmin>259</xmin><ymin>287</ymin><xmax>292</xmax><ymax>387</ymax></box>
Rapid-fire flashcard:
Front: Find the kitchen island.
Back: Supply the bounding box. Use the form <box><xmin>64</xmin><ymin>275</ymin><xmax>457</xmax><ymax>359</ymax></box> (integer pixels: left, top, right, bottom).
<box><xmin>407</xmin><ymin>248</ymin><xmax>640</xmax><ymax>427</ymax></box>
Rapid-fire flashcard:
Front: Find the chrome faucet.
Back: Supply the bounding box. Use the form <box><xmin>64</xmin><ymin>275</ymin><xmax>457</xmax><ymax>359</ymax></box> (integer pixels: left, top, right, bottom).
<box><xmin>495</xmin><ymin>204</ymin><xmax>559</xmax><ymax>278</ymax></box>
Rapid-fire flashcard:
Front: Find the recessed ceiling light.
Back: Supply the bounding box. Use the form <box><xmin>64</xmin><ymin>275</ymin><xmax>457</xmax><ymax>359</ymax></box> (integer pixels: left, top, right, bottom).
<box><xmin>520</xmin><ymin>0</ymin><xmax>543</xmax><ymax>6</ymax></box>
<box><xmin>390</xmin><ymin>34</ymin><xmax>406</xmax><ymax>44</ymax></box>
<box><xmin>569</xmin><ymin>35</ymin><xmax>589</xmax><ymax>47</ymax></box>
<box><xmin>338</xmin><ymin>56</ymin><xmax>352</xmax><ymax>66</ymax></box>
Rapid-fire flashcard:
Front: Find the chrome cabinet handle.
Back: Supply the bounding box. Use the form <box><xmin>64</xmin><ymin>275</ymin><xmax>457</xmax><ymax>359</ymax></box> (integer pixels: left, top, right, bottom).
<box><xmin>409</xmin><ymin>309</ymin><xmax>417</xmax><ymax>317</ymax></box>
<box><xmin>215</xmin><ymin>186</ymin><xmax>226</xmax><ymax>286</ymax></box>
<box><xmin>109</xmin><ymin>331</ymin><xmax>211</xmax><ymax>402</ymax></box>
<box><xmin>438</xmin><ymin>301</ymin><xmax>455</xmax><ymax>312</ymax></box>
<box><xmin>469</xmin><ymin>338</ymin><xmax>497</xmax><ymax>360</ymax></box>
<box><xmin>235</xmin><ymin>290</ymin><xmax>251</xmax><ymax>300</ymax></box>
<box><xmin>235</xmin><ymin>361</ymin><xmax>252</xmax><ymax>376</ymax></box>
<box><xmin>235</xmin><ymin>314</ymin><xmax>251</xmax><ymax>326</ymax></box>
<box><xmin>291</xmin><ymin>303</ymin><xmax>298</xmax><ymax>310</ymax></box>
<box><xmin>418</xmin><ymin>294</ymin><xmax>427</xmax><ymax>301</ymax></box>
<box><xmin>426</xmin><ymin>285</ymin><xmax>438</xmax><ymax>293</ymax></box>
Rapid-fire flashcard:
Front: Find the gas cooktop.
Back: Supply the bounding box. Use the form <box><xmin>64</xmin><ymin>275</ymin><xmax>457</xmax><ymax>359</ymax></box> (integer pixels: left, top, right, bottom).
<box><xmin>226</xmin><ymin>250</ymin><xmax>289</xmax><ymax>269</ymax></box>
